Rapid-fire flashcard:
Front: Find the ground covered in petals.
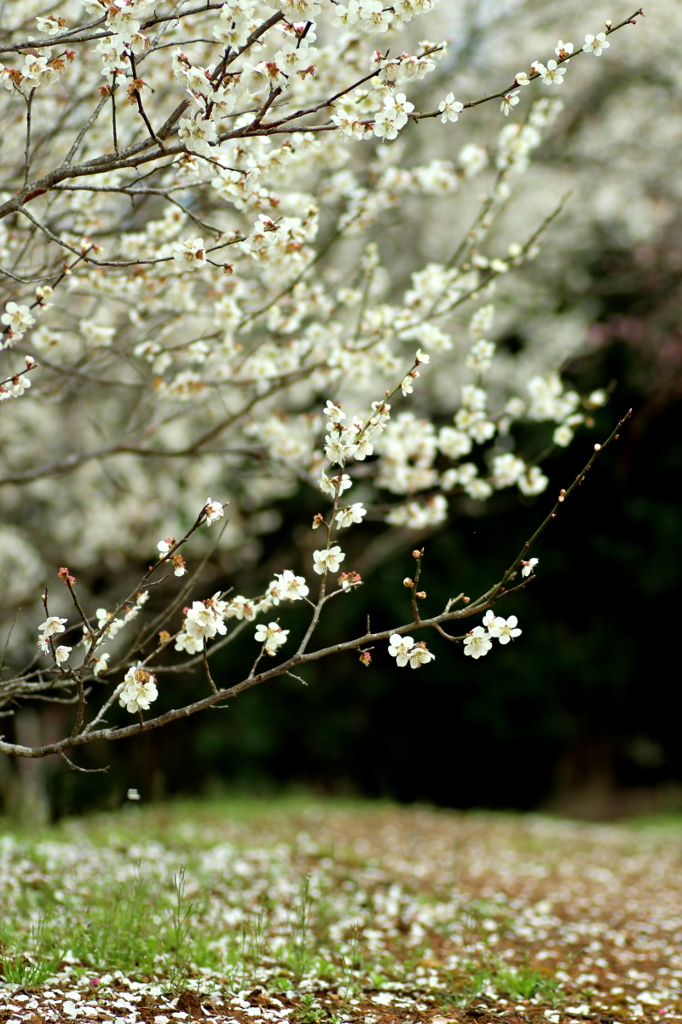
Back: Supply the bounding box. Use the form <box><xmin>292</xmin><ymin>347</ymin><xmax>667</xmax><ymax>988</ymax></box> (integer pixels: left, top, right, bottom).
<box><xmin>1</xmin><ymin>800</ymin><xmax>681</xmax><ymax>1024</ymax></box>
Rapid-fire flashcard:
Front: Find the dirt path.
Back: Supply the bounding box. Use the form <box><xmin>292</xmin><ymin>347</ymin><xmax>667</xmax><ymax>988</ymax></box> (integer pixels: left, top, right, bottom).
<box><xmin>1</xmin><ymin>803</ymin><xmax>680</xmax><ymax>1024</ymax></box>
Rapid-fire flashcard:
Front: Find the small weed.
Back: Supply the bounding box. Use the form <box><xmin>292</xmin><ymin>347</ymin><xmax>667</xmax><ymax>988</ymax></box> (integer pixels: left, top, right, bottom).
<box><xmin>269</xmin><ymin>974</ymin><xmax>294</xmax><ymax>993</ymax></box>
<box><xmin>0</xmin><ymin>951</ymin><xmax>62</xmax><ymax>986</ymax></box>
<box><xmin>339</xmin><ymin>923</ymin><xmax>362</xmax><ymax>1001</ymax></box>
<box><xmin>164</xmin><ymin>866</ymin><xmax>195</xmax><ymax>992</ymax></box>
<box><xmin>70</xmin><ymin>869</ymin><xmax>162</xmax><ymax>975</ymax></box>
<box><xmin>0</xmin><ymin>914</ymin><xmax>63</xmax><ymax>985</ymax></box>
<box><xmin>493</xmin><ymin>966</ymin><xmax>560</xmax><ymax>1002</ymax></box>
<box><xmin>443</xmin><ymin>964</ymin><xmax>493</xmax><ymax>1005</ymax></box>
<box><xmin>295</xmin><ymin>993</ymin><xmax>327</xmax><ymax>1024</ymax></box>
<box><xmin>285</xmin><ymin>874</ymin><xmax>315</xmax><ymax>985</ymax></box>
<box><xmin>240</xmin><ymin>910</ymin><xmax>267</xmax><ymax>984</ymax></box>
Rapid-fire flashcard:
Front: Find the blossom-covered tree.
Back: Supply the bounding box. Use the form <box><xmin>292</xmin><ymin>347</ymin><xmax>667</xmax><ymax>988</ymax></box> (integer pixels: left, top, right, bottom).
<box><xmin>0</xmin><ymin>0</ymin><xmax>642</xmax><ymax>765</ymax></box>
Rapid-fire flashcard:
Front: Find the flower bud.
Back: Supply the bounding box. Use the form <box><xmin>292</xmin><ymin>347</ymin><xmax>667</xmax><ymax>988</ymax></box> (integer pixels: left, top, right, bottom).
<box><xmin>359</xmin><ymin>651</ymin><xmax>372</xmax><ymax>667</ymax></box>
<box><xmin>403</xmin><ymin>577</ymin><xmax>414</xmax><ymax>588</ymax></box>
<box><xmin>416</xmin><ymin>591</ymin><xmax>426</xmax><ymax>599</ymax></box>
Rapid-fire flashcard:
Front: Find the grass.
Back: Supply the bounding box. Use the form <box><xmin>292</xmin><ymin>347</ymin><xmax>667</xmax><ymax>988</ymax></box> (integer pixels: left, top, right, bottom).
<box><xmin>1</xmin><ymin>797</ymin><xmax>682</xmax><ymax>1022</ymax></box>
<box><xmin>492</xmin><ymin>966</ymin><xmax>560</xmax><ymax>1003</ymax></box>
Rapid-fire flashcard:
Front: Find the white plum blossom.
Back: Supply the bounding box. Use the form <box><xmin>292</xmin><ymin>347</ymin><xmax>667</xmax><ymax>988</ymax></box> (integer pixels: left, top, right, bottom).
<box><xmin>482</xmin><ymin>609</ymin><xmax>498</xmax><ymax>631</ymax></box>
<box><xmin>96</xmin><ymin>608</ymin><xmax>125</xmax><ymax>639</ymax></box>
<box><xmin>178</xmin><ymin>116</ymin><xmax>217</xmax><ymax>156</ymax></box>
<box><xmin>254</xmin><ymin>621</ymin><xmax>289</xmax><ymax>655</ymax></box>
<box><xmin>38</xmin><ymin>616</ymin><xmax>67</xmax><ymax>639</ymax></box>
<box><xmin>553</xmin><ymin>424</ymin><xmax>574</xmax><ymax>447</ymax></box>
<box><xmin>13</xmin><ymin>375</ymin><xmax>32</xmax><ymax>397</ymax></box>
<box><xmin>204</xmin><ymin>498</ymin><xmax>225</xmax><ymax>524</ymax></box>
<box><xmin>175</xmin><ymin>631</ymin><xmax>204</xmax><ymax>654</ymax></box>
<box><xmin>324</xmin><ymin>430</ymin><xmax>358</xmax><ymax>464</ymax></box>
<box><xmin>533</xmin><ymin>59</ymin><xmax>566</xmax><ymax>85</ymax></box>
<box><xmin>521</xmin><ymin>557</ymin><xmax>539</xmax><ymax>577</ymax></box>
<box><xmin>1</xmin><ymin>302</ymin><xmax>35</xmax><ymax>339</ymax></box>
<box><xmin>273</xmin><ymin>570</ymin><xmax>309</xmax><ymax>601</ymax></box>
<box><xmin>106</xmin><ymin>3</ymin><xmax>141</xmax><ymax>42</ymax></box>
<box><xmin>500</xmin><ymin>90</ymin><xmax>520</xmax><ymax>116</ymax></box>
<box><xmin>458</xmin><ymin>143</ymin><xmax>488</xmax><ymax>178</ymax></box>
<box><xmin>438</xmin><ymin>427</ymin><xmax>472</xmax><ymax>459</ymax></box>
<box><xmin>224</xmin><ymin>596</ymin><xmax>257</xmax><ymax>621</ymax></box>
<box><xmin>278</xmin><ymin>0</ymin><xmax>321</xmax><ymax>20</ymax></box>
<box><xmin>465</xmin><ymin>477</ymin><xmax>493</xmax><ymax>501</ymax></box>
<box><xmin>488</xmin><ymin>614</ymin><xmax>522</xmax><ymax>644</ymax></box>
<box><xmin>335</xmin><ymin>503</ymin><xmax>367</xmax><ymax>528</ymax></box>
<box><xmin>439</xmin><ymin>92</ymin><xmax>463</xmax><ymax>123</ymax></box>
<box><xmin>55</xmin><ymin>645</ymin><xmax>72</xmax><ymax>665</ymax></box>
<box><xmin>118</xmin><ymin>666</ymin><xmax>159</xmax><ymax>714</ymax></box>
<box><xmin>324</xmin><ymin>400</ymin><xmax>346</xmax><ymax>424</ymax></box>
<box><xmin>466</xmin><ymin>339</ymin><xmax>495</xmax><ymax>373</ymax></box>
<box><xmin>584</xmin><ymin>32</ymin><xmax>610</xmax><ymax>56</ymax></box>
<box><xmin>92</xmin><ymin>652</ymin><xmax>110</xmax><ymax>676</ymax></box>
<box><xmin>388</xmin><ymin>633</ymin><xmax>413</xmax><ymax>667</ymax></box>
<box><xmin>492</xmin><ymin>454</ymin><xmax>526</xmax><ymax>489</ymax></box>
<box><xmin>408</xmin><ymin>642</ymin><xmax>435</xmax><ymax>668</ymax></box>
<box><xmin>319</xmin><ymin>472</ymin><xmax>352</xmax><ymax>497</ymax></box>
<box><xmin>95</xmin><ymin>36</ymin><xmax>127</xmax><ymax>75</ymax></box>
<box><xmin>388</xmin><ymin>634</ymin><xmax>435</xmax><ymax>669</ymax></box>
<box><xmin>587</xmin><ymin>389</ymin><xmax>608</xmax><ymax>407</ymax></box>
<box><xmin>463</xmin><ymin>626</ymin><xmax>493</xmax><ymax>659</ymax></box>
<box><xmin>555</xmin><ymin>40</ymin><xmax>574</xmax><ymax>57</ymax></box>
<box><xmin>240</xmin><ymin>61</ymin><xmax>269</xmax><ymax>94</ymax></box>
<box><xmin>173</xmin><ymin>238</ymin><xmax>207</xmax><ymax>270</ymax></box>
<box><xmin>185</xmin><ymin>601</ymin><xmax>227</xmax><ymax>641</ymax></box>
<box><xmin>36</xmin><ymin>14</ymin><xmax>66</xmax><ymax>34</ymax></box>
<box><xmin>386</xmin><ymin>495</ymin><xmax>448</xmax><ymax>528</ymax></box>
<box><xmin>353</xmin><ymin>430</ymin><xmax>375</xmax><ymax>461</ymax></box>
<box><xmin>469</xmin><ymin>305</ymin><xmax>495</xmax><ymax>338</ymax></box>
<box><xmin>274</xmin><ymin>40</ymin><xmax>317</xmax><ymax>74</ymax></box>
<box><xmin>383</xmin><ymin>92</ymin><xmax>413</xmax><ymax>128</ymax></box>
<box><xmin>518</xmin><ymin>466</ymin><xmax>549</xmax><ymax>496</ymax></box>
<box><xmin>373</xmin><ymin>92</ymin><xmax>414</xmax><ymax>140</ymax></box>
<box><xmin>332</xmin><ymin>0</ymin><xmax>391</xmax><ymax>33</ymax></box>
<box><xmin>469</xmin><ymin>419</ymin><xmax>496</xmax><ymax>444</ymax></box>
<box><xmin>331</xmin><ymin>111</ymin><xmax>373</xmax><ymax>140</ymax></box>
<box><xmin>313</xmin><ymin>546</ymin><xmax>345</xmax><ymax>575</ymax></box>
<box><xmin>81</xmin><ymin>321</ymin><xmax>115</xmax><ymax>347</ymax></box>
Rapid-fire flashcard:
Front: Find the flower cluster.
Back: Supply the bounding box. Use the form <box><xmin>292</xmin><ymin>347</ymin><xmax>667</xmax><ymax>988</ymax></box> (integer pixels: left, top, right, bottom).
<box><xmin>254</xmin><ymin>621</ymin><xmax>289</xmax><ymax>656</ymax></box>
<box><xmin>388</xmin><ymin>634</ymin><xmax>435</xmax><ymax>669</ymax></box>
<box><xmin>463</xmin><ymin>610</ymin><xmax>523</xmax><ymax>660</ymax></box>
<box><xmin>118</xmin><ymin>665</ymin><xmax>158</xmax><ymax>714</ymax></box>
<box><xmin>36</xmin><ymin>616</ymin><xmax>67</xmax><ymax>655</ymax></box>
<box><xmin>175</xmin><ymin>594</ymin><xmax>228</xmax><ymax>654</ymax></box>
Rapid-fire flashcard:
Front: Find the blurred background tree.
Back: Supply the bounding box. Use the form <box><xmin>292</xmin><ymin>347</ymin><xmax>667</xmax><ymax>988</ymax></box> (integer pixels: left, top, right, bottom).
<box><xmin>2</xmin><ymin>0</ymin><xmax>681</xmax><ymax>820</ymax></box>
